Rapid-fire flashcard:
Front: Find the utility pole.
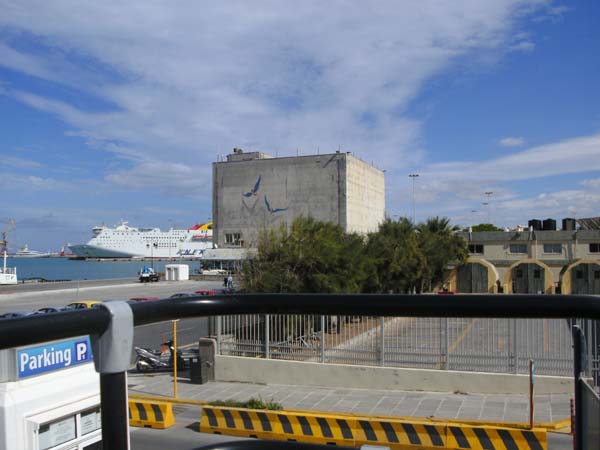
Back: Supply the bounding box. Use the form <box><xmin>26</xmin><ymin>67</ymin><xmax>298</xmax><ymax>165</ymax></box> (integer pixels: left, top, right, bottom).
<box><xmin>484</xmin><ymin>191</ymin><xmax>493</xmax><ymax>224</ymax></box>
<box><xmin>409</xmin><ymin>174</ymin><xmax>419</xmax><ymax>224</ymax></box>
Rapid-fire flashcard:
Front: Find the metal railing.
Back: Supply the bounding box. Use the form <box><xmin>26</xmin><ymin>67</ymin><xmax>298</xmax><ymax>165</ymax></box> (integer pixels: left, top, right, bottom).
<box><xmin>2</xmin><ymin>293</ymin><xmax>600</xmax><ymax>449</ymax></box>
<box><xmin>218</xmin><ymin>314</ymin><xmax>580</xmax><ymax>376</ymax></box>
<box><xmin>581</xmin><ymin>379</ymin><xmax>600</xmax><ymax>449</ymax></box>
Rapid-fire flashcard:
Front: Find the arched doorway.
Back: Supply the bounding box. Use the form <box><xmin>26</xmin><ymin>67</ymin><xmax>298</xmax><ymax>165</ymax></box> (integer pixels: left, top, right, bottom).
<box><xmin>454</xmin><ymin>258</ymin><xmax>498</xmax><ymax>293</ymax></box>
<box><xmin>505</xmin><ymin>259</ymin><xmax>553</xmax><ymax>294</ymax></box>
<box><xmin>561</xmin><ymin>260</ymin><xmax>600</xmax><ymax>295</ymax></box>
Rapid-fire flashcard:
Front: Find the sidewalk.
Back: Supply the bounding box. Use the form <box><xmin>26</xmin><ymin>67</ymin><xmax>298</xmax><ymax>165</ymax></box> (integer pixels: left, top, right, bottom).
<box><xmin>127</xmin><ymin>372</ymin><xmax>571</xmax><ymax>425</ymax></box>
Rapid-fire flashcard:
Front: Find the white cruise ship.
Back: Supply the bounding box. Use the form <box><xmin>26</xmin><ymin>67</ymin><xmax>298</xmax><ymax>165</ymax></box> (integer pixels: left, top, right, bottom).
<box><xmin>69</xmin><ymin>221</ymin><xmax>213</xmax><ymax>259</ymax></box>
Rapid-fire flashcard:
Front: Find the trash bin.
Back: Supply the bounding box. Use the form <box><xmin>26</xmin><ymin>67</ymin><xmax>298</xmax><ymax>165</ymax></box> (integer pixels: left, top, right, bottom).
<box><xmin>189</xmin><ymin>357</ymin><xmax>208</xmax><ymax>384</ymax></box>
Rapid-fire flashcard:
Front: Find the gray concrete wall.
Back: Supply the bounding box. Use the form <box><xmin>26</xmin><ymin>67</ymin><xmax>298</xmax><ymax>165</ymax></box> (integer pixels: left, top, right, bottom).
<box><xmin>213</xmin><ymin>152</ymin><xmax>385</xmax><ymax>247</ymax></box>
<box><xmin>215</xmin><ymin>355</ymin><xmax>573</xmax><ymax>395</ymax></box>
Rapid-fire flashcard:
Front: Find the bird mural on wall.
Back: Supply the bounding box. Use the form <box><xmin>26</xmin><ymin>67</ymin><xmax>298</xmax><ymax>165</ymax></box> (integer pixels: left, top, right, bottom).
<box><xmin>264</xmin><ymin>195</ymin><xmax>288</xmax><ymax>214</ymax></box>
<box><xmin>243</xmin><ymin>175</ymin><xmax>262</xmax><ymax>197</ymax></box>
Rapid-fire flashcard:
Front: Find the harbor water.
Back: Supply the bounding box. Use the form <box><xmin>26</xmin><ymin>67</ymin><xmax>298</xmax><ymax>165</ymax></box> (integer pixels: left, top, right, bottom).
<box><xmin>5</xmin><ymin>257</ymin><xmax>202</xmax><ymax>281</ymax></box>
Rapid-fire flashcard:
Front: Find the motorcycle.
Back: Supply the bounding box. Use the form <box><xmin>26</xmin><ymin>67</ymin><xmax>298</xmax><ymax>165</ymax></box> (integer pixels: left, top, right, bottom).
<box><xmin>134</xmin><ymin>340</ymin><xmax>188</xmax><ymax>372</ymax></box>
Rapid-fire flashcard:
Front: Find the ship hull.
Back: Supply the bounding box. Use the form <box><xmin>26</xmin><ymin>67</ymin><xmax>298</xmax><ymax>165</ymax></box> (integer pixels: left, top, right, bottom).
<box><xmin>68</xmin><ymin>245</ymin><xmax>139</xmax><ymax>258</ymax></box>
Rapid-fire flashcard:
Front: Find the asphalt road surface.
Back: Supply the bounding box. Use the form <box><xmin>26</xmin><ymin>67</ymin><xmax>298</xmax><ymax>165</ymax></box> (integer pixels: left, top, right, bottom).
<box><xmin>0</xmin><ymin>279</ymin><xmax>224</xmax><ymax>350</ymax></box>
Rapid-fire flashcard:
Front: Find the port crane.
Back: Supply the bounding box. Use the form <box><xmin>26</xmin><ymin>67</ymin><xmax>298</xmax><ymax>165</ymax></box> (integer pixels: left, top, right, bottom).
<box><xmin>0</xmin><ymin>218</ymin><xmax>15</xmax><ymax>254</ymax></box>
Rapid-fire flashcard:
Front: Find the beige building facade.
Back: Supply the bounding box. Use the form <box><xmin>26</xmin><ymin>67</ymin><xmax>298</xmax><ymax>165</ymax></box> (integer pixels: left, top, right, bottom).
<box><xmin>449</xmin><ymin>230</ymin><xmax>600</xmax><ymax>294</ymax></box>
<box><xmin>212</xmin><ymin>149</ymin><xmax>385</xmax><ymax>248</ymax></box>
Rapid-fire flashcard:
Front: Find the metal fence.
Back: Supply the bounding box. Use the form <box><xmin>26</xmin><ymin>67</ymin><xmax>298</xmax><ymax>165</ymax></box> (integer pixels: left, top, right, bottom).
<box><xmin>216</xmin><ymin>314</ymin><xmax>595</xmax><ymax>377</ymax></box>
<box><xmin>581</xmin><ymin>378</ymin><xmax>600</xmax><ymax>449</ymax></box>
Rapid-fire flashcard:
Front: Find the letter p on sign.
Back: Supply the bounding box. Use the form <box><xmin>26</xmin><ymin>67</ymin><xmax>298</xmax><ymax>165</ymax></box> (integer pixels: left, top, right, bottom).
<box><xmin>76</xmin><ymin>341</ymin><xmax>88</xmax><ymax>362</ymax></box>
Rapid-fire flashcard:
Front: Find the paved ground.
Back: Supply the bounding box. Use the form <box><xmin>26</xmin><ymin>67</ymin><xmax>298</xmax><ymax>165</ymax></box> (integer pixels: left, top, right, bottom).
<box><xmin>128</xmin><ymin>372</ymin><xmax>571</xmax><ymax>424</ymax></box>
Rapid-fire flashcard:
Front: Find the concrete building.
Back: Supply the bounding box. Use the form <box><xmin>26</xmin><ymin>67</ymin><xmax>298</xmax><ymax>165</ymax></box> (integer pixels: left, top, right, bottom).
<box><xmin>448</xmin><ymin>229</ymin><xmax>600</xmax><ymax>294</ymax></box>
<box><xmin>212</xmin><ymin>149</ymin><xmax>385</xmax><ymax>248</ymax></box>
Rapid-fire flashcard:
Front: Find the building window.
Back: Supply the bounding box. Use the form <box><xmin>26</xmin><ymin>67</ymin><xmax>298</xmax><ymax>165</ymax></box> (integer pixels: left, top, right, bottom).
<box><xmin>225</xmin><ymin>233</ymin><xmax>242</xmax><ymax>246</ymax></box>
<box><xmin>576</xmin><ymin>270</ymin><xmax>584</xmax><ymax>280</ymax></box>
<box><xmin>509</xmin><ymin>244</ymin><xmax>528</xmax><ymax>254</ymax></box>
<box><xmin>468</xmin><ymin>244</ymin><xmax>484</xmax><ymax>254</ymax></box>
<box><xmin>589</xmin><ymin>243</ymin><xmax>600</xmax><ymax>253</ymax></box>
<box><xmin>516</xmin><ymin>269</ymin><xmax>524</xmax><ymax>278</ymax></box>
<box><xmin>543</xmin><ymin>243</ymin><xmax>562</xmax><ymax>254</ymax></box>
<box><xmin>533</xmin><ymin>269</ymin><xmax>541</xmax><ymax>279</ymax></box>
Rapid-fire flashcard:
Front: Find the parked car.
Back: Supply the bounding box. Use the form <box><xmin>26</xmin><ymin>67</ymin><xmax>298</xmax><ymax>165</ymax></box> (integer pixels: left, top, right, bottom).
<box><xmin>129</xmin><ymin>297</ymin><xmax>160</xmax><ymax>302</ymax></box>
<box><xmin>214</xmin><ymin>288</ymin><xmax>235</xmax><ymax>295</ymax></box>
<box><xmin>0</xmin><ymin>311</ymin><xmax>34</xmax><ymax>319</ymax></box>
<box><xmin>195</xmin><ymin>289</ymin><xmax>218</xmax><ymax>296</ymax></box>
<box><xmin>169</xmin><ymin>293</ymin><xmax>195</xmax><ymax>299</ymax></box>
<box><xmin>34</xmin><ymin>306</ymin><xmax>71</xmax><ymax>314</ymax></box>
<box><xmin>66</xmin><ymin>300</ymin><xmax>102</xmax><ymax>309</ymax></box>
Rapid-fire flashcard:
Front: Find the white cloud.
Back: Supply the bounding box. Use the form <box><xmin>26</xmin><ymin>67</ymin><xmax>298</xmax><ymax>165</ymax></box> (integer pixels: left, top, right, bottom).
<box><xmin>0</xmin><ymin>173</ymin><xmax>72</xmax><ymax>191</ymax></box>
<box><xmin>3</xmin><ymin>155</ymin><xmax>42</xmax><ymax>169</ymax></box>
<box><xmin>0</xmin><ymin>1</ymin><xmax>549</xmax><ymax>191</ymax></box>
<box><xmin>499</xmin><ymin>136</ymin><xmax>525</xmax><ymax>147</ymax></box>
<box><xmin>581</xmin><ymin>178</ymin><xmax>600</xmax><ymax>189</ymax></box>
<box><xmin>509</xmin><ymin>40</ymin><xmax>536</xmax><ymax>52</ymax></box>
<box><xmin>387</xmin><ymin>132</ymin><xmax>600</xmax><ymax>226</ymax></box>
<box><xmin>3</xmin><ymin>1</ymin><xmax>587</xmax><ymax>232</ymax></box>
<box><xmin>105</xmin><ymin>161</ymin><xmax>211</xmax><ymax>196</ymax></box>
<box><xmin>496</xmin><ymin>189</ymin><xmax>600</xmax><ymax>220</ymax></box>
<box><xmin>424</xmin><ymin>133</ymin><xmax>600</xmax><ymax>183</ymax></box>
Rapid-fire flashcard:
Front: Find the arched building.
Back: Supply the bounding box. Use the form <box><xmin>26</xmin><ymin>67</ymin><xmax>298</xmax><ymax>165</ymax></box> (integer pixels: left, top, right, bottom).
<box><xmin>451</xmin><ymin>229</ymin><xmax>600</xmax><ymax>294</ymax></box>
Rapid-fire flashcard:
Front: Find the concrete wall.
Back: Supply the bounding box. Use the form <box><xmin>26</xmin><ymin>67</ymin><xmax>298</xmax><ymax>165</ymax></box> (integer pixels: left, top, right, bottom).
<box><xmin>345</xmin><ymin>155</ymin><xmax>385</xmax><ymax>234</ymax></box>
<box><xmin>215</xmin><ymin>355</ymin><xmax>572</xmax><ymax>395</ymax></box>
<box><xmin>213</xmin><ymin>152</ymin><xmax>385</xmax><ymax>247</ymax></box>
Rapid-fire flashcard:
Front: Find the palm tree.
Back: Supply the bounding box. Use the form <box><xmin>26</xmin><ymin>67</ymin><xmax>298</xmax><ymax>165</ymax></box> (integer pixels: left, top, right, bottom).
<box><xmin>417</xmin><ymin>217</ymin><xmax>467</xmax><ymax>292</ymax></box>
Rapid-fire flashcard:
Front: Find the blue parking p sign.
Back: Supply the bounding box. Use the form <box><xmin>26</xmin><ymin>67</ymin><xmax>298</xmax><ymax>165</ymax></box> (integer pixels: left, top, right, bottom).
<box><xmin>17</xmin><ymin>337</ymin><xmax>93</xmax><ymax>379</ymax></box>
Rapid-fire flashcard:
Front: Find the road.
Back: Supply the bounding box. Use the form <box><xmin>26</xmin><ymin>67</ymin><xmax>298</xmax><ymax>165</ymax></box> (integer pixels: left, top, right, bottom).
<box><xmin>0</xmin><ymin>279</ymin><xmax>224</xmax><ymax>349</ymax></box>
<box><xmin>131</xmin><ymin>428</ymin><xmax>240</xmax><ymax>450</ymax></box>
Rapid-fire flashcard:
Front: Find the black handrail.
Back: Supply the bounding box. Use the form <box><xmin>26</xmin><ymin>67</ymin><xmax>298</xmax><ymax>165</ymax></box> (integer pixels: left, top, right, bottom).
<box><xmin>1</xmin><ymin>293</ymin><xmax>599</xmax><ymax>350</ymax></box>
<box><xmin>2</xmin><ymin>292</ymin><xmax>597</xmax><ymax>449</ymax></box>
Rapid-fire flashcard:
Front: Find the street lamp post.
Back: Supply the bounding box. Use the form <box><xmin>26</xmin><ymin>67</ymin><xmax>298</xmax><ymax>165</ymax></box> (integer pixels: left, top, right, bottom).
<box><xmin>409</xmin><ymin>173</ymin><xmax>419</xmax><ymax>224</ymax></box>
<box><xmin>484</xmin><ymin>191</ymin><xmax>493</xmax><ymax>224</ymax></box>
<box><xmin>471</xmin><ymin>210</ymin><xmax>478</xmax><ymax>226</ymax></box>
<box><xmin>147</xmin><ymin>242</ymin><xmax>158</xmax><ymax>270</ymax></box>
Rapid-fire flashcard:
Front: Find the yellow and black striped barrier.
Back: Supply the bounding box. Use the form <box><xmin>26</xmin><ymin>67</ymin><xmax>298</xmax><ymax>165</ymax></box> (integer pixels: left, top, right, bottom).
<box><xmin>446</xmin><ymin>424</ymin><xmax>546</xmax><ymax>450</ymax></box>
<box><xmin>128</xmin><ymin>399</ymin><xmax>175</xmax><ymax>429</ymax></box>
<box><xmin>200</xmin><ymin>406</ymin><xmax>547</xmax><ymax>450</ymax></box>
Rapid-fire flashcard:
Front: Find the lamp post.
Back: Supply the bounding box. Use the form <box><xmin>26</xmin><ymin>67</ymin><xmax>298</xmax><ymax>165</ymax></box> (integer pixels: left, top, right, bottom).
<box><xmin>470</xmin><ymin>210</ymin><xmax>478</xmax><ymax>226</ymax></box>
<box><xmin>146</xmin><ymin>242</ymin><xmax>158</xmax><ymax>270</ymax></box>
<box><xmin>409</xmin><ymin>173</ymin><xmax>419</xmax><ymax>224</ymax></box>
<box><xmin>484</xmin><ymin>191</ymin><xmax>493</xmax><ymax>224</ymax></box>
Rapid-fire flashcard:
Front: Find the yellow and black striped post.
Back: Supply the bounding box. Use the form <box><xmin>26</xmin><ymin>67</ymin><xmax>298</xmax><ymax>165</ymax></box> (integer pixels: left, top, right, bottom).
<box><xmin>128</xmin><ymin>399</ymin><xmax>175</xmax><ymax>429</ymax></box>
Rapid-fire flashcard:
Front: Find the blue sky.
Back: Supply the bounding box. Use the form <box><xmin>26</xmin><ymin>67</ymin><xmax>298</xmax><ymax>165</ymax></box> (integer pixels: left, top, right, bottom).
<box><xmin>0</xmin><ymin>1</ymin><xmax>598</xmax><ymax>251</ymax></box>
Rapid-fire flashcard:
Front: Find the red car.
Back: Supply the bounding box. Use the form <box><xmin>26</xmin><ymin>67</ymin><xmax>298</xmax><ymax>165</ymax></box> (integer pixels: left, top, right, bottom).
<box><xmin>129</xmin><ymin>297</ymin><xmax>160</xmax><ymax>302</ymax></box>
<box><xmin>195</xmin><ymin>289</ymin><xmax>218</xmax><ymax>296</ymax></box>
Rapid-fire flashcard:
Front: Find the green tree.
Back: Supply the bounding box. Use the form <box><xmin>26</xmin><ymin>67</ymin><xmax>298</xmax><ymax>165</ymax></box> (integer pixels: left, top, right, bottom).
<box><xmin>363</xmin><ymin>218</ymin><xmax>425</xmax><ymax>293</ymax></box>
<box><xmin>417</xmin><ymin>217</ymin><xmax>468</xmax><ymax>292</ymax></box>
<box><xmin>241</xmin><ymin>217</ymin><xmax>367</xmax><ymax>293</ymax></box>
<box><xmin>471</xmin><ymin>223</ymin><xmax>502</xmax><ymax>232</ymax></box>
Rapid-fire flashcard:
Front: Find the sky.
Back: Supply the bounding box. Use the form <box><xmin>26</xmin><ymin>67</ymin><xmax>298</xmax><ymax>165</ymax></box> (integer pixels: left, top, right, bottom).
<box><xmin>0</xmin><ymin>1</ymin><xmax>599</xmax><ymax>251</ymax></box>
